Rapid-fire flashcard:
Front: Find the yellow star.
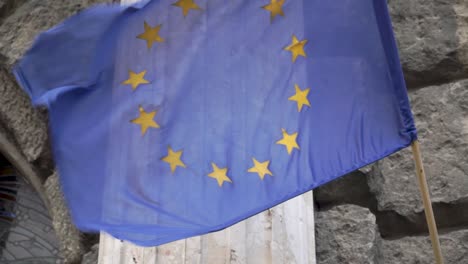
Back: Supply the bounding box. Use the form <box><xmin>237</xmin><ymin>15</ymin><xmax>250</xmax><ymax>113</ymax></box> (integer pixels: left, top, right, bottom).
<box><xmin>288</xmin><ymin>84</ymin><xmax>311</xmax><ymax>112</ymax></box>
<box><xmin>262</xmin><ymin>0</ymin><xmax>285</xmax><ymax>22</ymax></box>
<box><xmin>284</xmin><ymin>35</ymin><xmax>308</xmax><ymax>63</ymax></box>
<box><xmin>137</xmin><ymin>21</ymin><xmax>164</xmax><ymax>49</ymax></box>
<box><xmin>172</xmin><ymin>0</ymin><xmax>201</xmax><ymax>17</ymax></box>
<box><xmin>131</xmin><ymin>106</ymin><xmax>160</xmax><ymax>136</ymax></box>
<box><xmin>122</xmin><ymin>70</ymin><xmax>150</xmax><ymax>91</ymax></box>
<box><xmin>162</xmin><ymin>146</ymin><xmax>186</xmax><ymax>174</ymax></box>
<box><xmin>208</xmin><ymin>163</ymin><xmax>232</xmax><ymax>187</ymax></box>
<box><xmin>276</xmin><ymin>128</ymin><xmax>300</xmax><ymax>155</ymax></box>
<box><xmin>248</xmin><ymin>158</ymin><xmax>273</xmax><ymax>180</ymax></box>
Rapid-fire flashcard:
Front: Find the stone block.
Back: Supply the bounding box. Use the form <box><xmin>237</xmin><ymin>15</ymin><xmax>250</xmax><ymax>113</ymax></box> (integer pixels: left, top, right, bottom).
<box><xmin>315</xmin><ymin>205</ymin><xmax>380</xmax><ymax>264</ymax></box>
<box><xmin>0</xmin><ymin>0</ymin><xmax>114</xmax><ymax>67</ymax></box>
<box><xmin>0</xmin><ymin>68</ymin><xmax>49</xmax><ymax>164</ymax></box>
<box><xmin>389</xmin><ymin>0</ymin><xmax>468</xmax><ymax>88</ymax></box>
<box><xmin>381</xmin><ymin>229</ymin><xmax>468</xmax><ymax>263</ymax></box>
<box><xmin>368</xmin><ymin>79</ymin><xmax>468</xmax><ymax>216</ymax></box>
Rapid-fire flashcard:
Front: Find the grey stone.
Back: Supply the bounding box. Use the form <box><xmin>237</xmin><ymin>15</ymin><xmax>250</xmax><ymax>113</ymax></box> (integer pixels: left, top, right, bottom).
<box><xmin>44</xmin><ymin>172</ymin><xmax>84</xmax><ymax>264</ymax></box>
<box><xmin>81</xmin><ymin>244</ymin><xmax>99</xmax><ymax>264</ymax></box>
<box><xmin>0</xmin><ymin>0</ymin><xmax>114</xmax><ymax>67</ymax></box>
<box><xmin>389</xmin><ymin>0</ymin><xmax>468</xmax><ymax>88</ymax></box>
<box><xmin>368</xmin><ymin>79</ymin><xmax>468</xmax><ymax>216</ymax></box>
<box><xmin>0</xmin><ymin>67</ymin><xmax>49</xmax><ymax>165</ymax></box>
<box><xmin>381</xmin><ymin>229</ymin><xmax>468</xmax><ymax>263</ymax></box>
<box><xmin>0</xmin><ymin>0</ymin><xmax>26</xmax><ymax>21</ymax></box>
<box><xmin>315</xmin><ymin>205</ymin><xmax>380</xmax><ymax>264</ymax></box>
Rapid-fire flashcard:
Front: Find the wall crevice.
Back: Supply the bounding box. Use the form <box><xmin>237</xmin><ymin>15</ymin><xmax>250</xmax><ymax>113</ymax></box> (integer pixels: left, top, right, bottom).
<box><xmin>315</xmin><ymin>171</ymin><xmax>468</xmax><ymax>241</ymax></box>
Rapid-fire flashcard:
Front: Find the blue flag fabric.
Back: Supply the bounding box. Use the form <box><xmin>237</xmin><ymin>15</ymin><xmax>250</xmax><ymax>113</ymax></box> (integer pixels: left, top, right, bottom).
<box><xmin>14</xmin><ymin>0</ymin><xmax>417</xmax><ymax>246</ymax></box>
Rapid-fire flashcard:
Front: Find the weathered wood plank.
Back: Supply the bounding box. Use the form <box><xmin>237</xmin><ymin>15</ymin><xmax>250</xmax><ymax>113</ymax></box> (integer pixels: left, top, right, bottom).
<box><xmin>99</xmin><ymin>192</ymin><xmax>316</xmax><ymax>264</ymax></box>
<box><xmin>245</xmin><ymin>211</ymin><xmax>272</xmax><ymax>264</ymax></box>
<box><xmin>228</xmin><ymin>219</ymin><xmax>247</xmax><ymax>264</ymax></box>
<box><xmin>184</xmin><ymin>236</ymin><xmax>202</xmax><ymax>264</ymax></box>
<box><xmin>156</xmin><ymin>239</ymin><xmax>186</xmax><ymax>264</ymax></box>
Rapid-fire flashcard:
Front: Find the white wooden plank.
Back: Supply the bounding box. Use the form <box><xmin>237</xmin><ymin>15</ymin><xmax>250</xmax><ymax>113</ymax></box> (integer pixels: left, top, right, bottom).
<box><xmin>305</xmin><ymin>191</ymin><xmax>317</xmax><ymax>263</ymax></box>
<box><xmin>98</xmin><ymin>233</ymin><xmax>123</xmax><ymax>264</ymax></box>
<box><xmin>282</xmin><ymin>192</ymin><xmax>314</xmax><ymax>264</ymax></box>
<box><xmin>122</xmin><ymin>241</ymin><xmax>147</xmax><ymax>264</ymax></box>
<box><xmin>270</xmin><ymin>193</ymin><xmax>316</xmax><ymax>264</ymax></box>
<box><xmin>156</xmin><ymin>239</ymin><xmax>186</xmax><ymax>264</ymax></box>
<box><xmin>227</xmin><ymin>219</ymin><xmax>247</xmax><ymax>264</ymax></box>
<box><xmin>271</xmin><ymin>199</ymin><xmax>298</xmax><ymax>264</ymax></box>
<box><xmin>245</xmin><ymin>211</ymin><xmax>272</xmax><ymax>264</ymax></box>
<box><xmin>99</xmin><ymin>192</ymin><xmax>316</xmax><ymax>264</ymax></box>
<box><xmin>97</xmin><ymin>233</ymin><xmax>110</xmax><ymax>264</ymax></box>
<box><xmin>141</xmin><ymin>246</ymin><xmax>157</xmax><ymax>264</ymax></box>
<box><xmin>200</xmin><ymin>226</ymin><xmax>230</xmax><ymax>264</ymax></box>
<box><xmin>183</xmin><ymin>236</ymin><xmax>202</xmax><ymax>264</ymax></box>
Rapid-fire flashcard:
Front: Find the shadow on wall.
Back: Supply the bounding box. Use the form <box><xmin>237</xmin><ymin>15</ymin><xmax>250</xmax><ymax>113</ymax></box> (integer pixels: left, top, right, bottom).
<box><xmin>0</xmin><ymin>154</ymin><xmax>62</xmax><ymax>263</ymax></box>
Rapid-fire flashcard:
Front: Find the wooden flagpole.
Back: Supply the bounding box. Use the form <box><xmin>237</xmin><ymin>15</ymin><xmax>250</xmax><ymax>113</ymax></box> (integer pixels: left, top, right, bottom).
<box><xmin>411</xmin><ymin>140</ymin><xmax>444</xmax><ymax>264</ymax></box>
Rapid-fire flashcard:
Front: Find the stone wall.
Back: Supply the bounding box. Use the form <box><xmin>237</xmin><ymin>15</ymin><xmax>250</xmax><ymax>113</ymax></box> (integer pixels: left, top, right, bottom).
<box><xmin>0</xmin><ymin>0</ymin><xmax>467</xmax><ymax>263</ymax></box>
<box><xmin>315</xmin><ymin>0</ymin><xmax>468</xmax><ymax>263</ymax></box>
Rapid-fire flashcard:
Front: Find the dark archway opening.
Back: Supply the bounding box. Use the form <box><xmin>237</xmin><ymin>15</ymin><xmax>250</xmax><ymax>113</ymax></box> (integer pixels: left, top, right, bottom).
<box><xmin>0</xmin><ymin>154</ymin><xmax>61</xmax><ymax>263</ymax></box>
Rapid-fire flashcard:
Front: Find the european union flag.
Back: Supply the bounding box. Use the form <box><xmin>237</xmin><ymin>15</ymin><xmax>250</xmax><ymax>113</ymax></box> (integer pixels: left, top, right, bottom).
<box><xmin>14</xmin><ymin>0</ymin><xmax>417</xmax><ymax>246</ymax></box>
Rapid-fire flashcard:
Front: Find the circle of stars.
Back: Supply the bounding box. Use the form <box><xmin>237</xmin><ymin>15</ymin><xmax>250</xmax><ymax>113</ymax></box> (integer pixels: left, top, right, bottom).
<box><xmin>123</xmin><ymin>0</ymin><xmax>312</xmax><ymax>187</ymax></box>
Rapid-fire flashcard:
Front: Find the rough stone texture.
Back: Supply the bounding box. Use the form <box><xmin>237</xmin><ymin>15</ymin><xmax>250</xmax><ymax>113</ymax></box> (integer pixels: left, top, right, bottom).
<box><xmin>0</xmin><ymin>67</ymin><xmax>49</xmax><ymax>165</ymax></box>
<box><xmin>389</xmin><ymin>0</ymin><xmax>468</xmax><ymax>88</ymax></box>
<box><xmin>315</xmin><ymin>205</ymin><xmax>380</xmax><ymax>264</ymax></box>
<box><xmin>44</xmin><ymin>172</ymin><xmax>84</xmax><ymax>264</ymax></box>
<box><xmin>381</xmin><ymin>230</ymin><xmax>468</xmax><ymax>263</ymax></box>
<box><xmin>315</xmin><ymin>203</ymin><xmax>468</xmax><ymax>263</ymax></box>
<box><xmin>368</xmin><ymin>79</ymin><xmax>468</xmax><ymax>216</ymax></box>
<box><xmin>0</xmin><ymin>0</ymin><xmax>114</xmax><ymax>68</ymax></box>
<box><xmin>81</xmin><ymin>244</ymin><xmax>99</xmax><ymax>264</ymax></box>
